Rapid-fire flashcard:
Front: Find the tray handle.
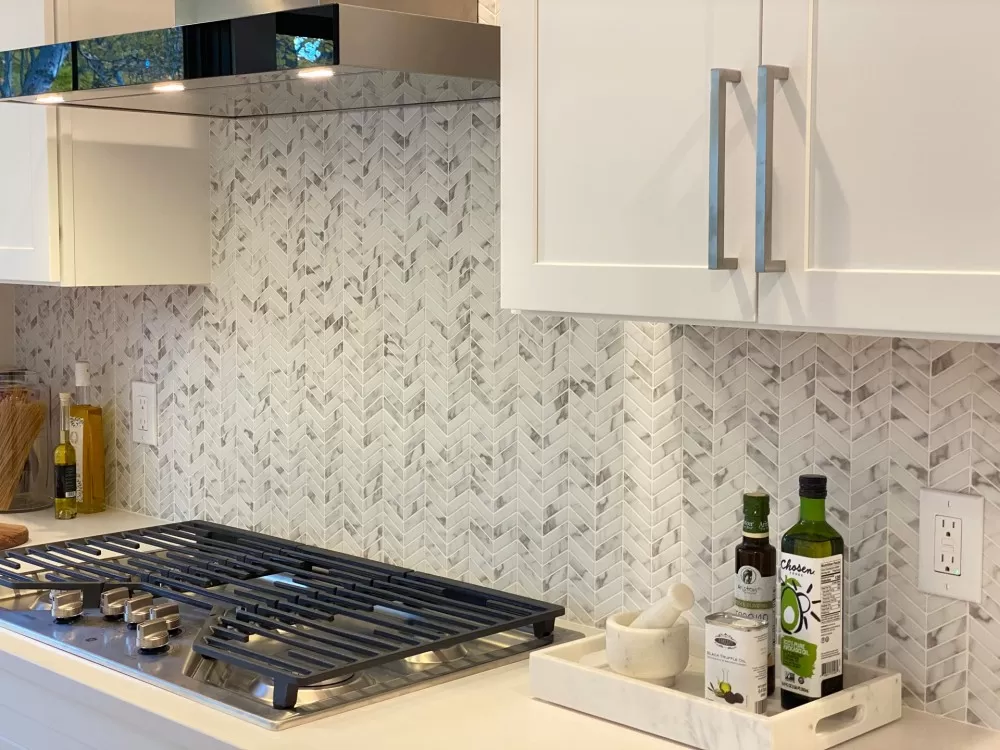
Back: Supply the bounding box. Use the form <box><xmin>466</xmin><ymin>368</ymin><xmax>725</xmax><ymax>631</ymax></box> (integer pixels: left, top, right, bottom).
<box><xmin>811</xmin><ymin>690</ymin><xmax>867</xmax><ymax>744</ymax></box>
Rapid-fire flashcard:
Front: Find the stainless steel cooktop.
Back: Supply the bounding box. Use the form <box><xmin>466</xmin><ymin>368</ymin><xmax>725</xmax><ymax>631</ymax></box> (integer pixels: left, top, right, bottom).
<box><xmin>0</xmin><ymin>522</ymin><xmax>571</xmax><ymax>730</ymax></box>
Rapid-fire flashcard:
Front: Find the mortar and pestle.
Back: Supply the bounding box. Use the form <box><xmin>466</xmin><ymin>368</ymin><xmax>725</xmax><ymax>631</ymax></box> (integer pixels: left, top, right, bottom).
<box><xmin>605</xmin><ymin>583</ymin><xmax>695</xmax><ymax>686</ymax></box>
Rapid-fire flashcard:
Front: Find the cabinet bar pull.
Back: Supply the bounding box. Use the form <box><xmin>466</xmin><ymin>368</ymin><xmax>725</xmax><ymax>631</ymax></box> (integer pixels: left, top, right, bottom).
<box><xmin>755</xmin><ymin>65</ymin><xmax>789</xmax><ymax>273</ymax></box>
<box><xmin>708</xmin><ymin>68</ymin><xmax>742</xmax><ymax>271</ymax></box>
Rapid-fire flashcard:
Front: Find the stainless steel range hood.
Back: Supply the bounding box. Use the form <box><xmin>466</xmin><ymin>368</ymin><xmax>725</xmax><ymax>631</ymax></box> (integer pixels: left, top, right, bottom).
<box><xmin>0</xmin><ymin>0</ymin><xmax>499</xmax><ymax>119</ymax></box>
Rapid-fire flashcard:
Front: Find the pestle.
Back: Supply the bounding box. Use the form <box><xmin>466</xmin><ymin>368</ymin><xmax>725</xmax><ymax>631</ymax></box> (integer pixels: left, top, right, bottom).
<box><xmin>629</xmin><ymin>583</ymin><xmax>695</xmax><ymax>629</ymax></box>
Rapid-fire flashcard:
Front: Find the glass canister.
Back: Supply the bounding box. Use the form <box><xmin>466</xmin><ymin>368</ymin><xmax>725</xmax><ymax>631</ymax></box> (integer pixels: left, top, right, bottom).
<box><xmin>0</xmin><ymin>369</ymin><xmax>52</xmax><ymax>512</ymax></box>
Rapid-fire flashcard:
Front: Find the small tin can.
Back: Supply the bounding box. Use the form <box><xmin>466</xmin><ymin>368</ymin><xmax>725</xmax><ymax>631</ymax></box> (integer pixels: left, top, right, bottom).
<box><xmin>705</xmin><ymin>612</ymin><xmax>769</xmax><ymax>714</ymax></box>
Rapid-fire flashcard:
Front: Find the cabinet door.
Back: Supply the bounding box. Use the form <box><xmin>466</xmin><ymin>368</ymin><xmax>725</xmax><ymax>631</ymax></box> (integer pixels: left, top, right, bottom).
<box><xmin>502</xmin><ymin>0</ymin><xmax>760</xmax><ymax>322</ymax></box>
<box><xmin>0</xmin><ymin>1</ymin><xmax>59</xmax><ymax>284</ymax></box>
<box><xmin>59</xmin><ymin>108</ymin><xmax>211</xmax><ymax>286</ymax></box>
<box><xmin>760</xmin><ymin>0</ymin><xmax>1000</xmax><ymax>338</ymax></box>
<box><xmin>53</xmin><ymin>0</ymin><xmax>175</xmax><ymax>41</ymax></box>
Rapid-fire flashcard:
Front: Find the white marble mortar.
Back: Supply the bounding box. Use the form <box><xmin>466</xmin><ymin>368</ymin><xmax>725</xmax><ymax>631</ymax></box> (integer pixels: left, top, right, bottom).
<box><xmin>605</xmin><ymin>611</ymin><xmax>690</xmax><ymax>686</ymax></box>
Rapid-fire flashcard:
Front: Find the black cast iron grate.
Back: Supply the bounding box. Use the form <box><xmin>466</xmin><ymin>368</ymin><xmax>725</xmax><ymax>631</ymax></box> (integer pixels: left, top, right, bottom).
<box><xmin>0</xmin><ymin>521</ymin><xmax>563</xmax><ymax>709</ymax></box>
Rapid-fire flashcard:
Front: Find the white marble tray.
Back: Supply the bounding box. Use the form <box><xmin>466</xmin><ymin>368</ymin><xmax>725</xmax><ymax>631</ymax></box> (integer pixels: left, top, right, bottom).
<box><xmin>530</xmin><ymin>634</ymin><xmax>901</xmax><ymax>750</ymax></box>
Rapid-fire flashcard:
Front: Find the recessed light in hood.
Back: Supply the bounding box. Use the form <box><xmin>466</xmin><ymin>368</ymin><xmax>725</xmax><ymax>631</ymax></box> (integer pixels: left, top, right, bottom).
<box><xmin>0</xmin><ymin>1</ymin><xmax>498</xmax><ymax>119</ymax></box>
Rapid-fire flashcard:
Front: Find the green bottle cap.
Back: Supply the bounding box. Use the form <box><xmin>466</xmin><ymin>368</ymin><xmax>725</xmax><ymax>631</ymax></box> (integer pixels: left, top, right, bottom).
<box><xmin>743</xmin><ymin>491</ymin><xmax>770</xmax><ymax>535</ymax></box>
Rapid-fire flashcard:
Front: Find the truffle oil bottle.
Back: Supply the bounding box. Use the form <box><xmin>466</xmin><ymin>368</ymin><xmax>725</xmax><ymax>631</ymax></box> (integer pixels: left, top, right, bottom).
<box><xmin>69</xmin><ymin>362</ymin><xmax>105</xmax><ymax>514</ymax></box>
<box><xmin>54</xmin><ymin>393</ymin><xmax>78</xmax><ymax>520</ymax></box>
<box><xmin>734</xmin><ymin>491</ymin><xmax>777</xmax><ymax>696</ymax></box>
<box><xmin>779</xmin><ymin>474</ymin><xmax>844</xmax><ymax>709</ymax></box>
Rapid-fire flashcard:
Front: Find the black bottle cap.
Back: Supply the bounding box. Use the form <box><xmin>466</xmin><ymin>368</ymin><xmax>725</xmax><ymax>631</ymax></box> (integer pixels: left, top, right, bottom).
<box><xmin>799</xmin><ymin>474</ymin><xmax>827</xmax><ymax>499</ymax></box>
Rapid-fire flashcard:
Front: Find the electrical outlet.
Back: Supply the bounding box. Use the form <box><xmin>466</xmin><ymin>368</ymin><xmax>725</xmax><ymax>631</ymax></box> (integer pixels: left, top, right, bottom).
<box><xmin>131</xmin><ymin>381</ymin><xmax>157</xmax><ymax>447</ymax></box>
<box><xmin>933</xmin><ymin>515</ymin><xmax>962</xmax><ymax>575</ymax></box>
<box><xmin>918</xmin><ymin>489</ymin><xmax>983</xmax><ymax>602</ymax></box>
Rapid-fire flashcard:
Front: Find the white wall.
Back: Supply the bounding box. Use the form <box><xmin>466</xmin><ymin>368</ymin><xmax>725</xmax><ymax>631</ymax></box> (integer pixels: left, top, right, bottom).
<box><xmin>0</xmin><ymin>287</ymin><xmax>13</xmax><ymax>365</ymax></box>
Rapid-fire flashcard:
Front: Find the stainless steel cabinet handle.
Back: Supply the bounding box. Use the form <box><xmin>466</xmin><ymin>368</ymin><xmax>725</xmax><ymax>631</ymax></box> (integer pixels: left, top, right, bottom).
<box><xmin>755</xmin><ymin>65</ymin><xmax>789</xmax><ymax>273</ymax></box>
<box><xmin>708</xmin><ymin>68</ymin><xmax>742</xmax><ymax>271</ymax></box>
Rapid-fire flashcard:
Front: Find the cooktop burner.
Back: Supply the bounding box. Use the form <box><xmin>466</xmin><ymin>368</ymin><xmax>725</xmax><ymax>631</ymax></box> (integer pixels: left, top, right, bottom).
<box><xmin>0</xmin><ymin>522</ymin><xmax>572</xmax><ymax>730</ymax></box>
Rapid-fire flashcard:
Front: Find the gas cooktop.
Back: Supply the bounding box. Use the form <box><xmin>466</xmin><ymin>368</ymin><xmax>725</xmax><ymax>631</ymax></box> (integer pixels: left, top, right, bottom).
<box><xmin>0</xmin><ymin>522</ymin><xmax>570</xmax><ymax>730</ymax></box>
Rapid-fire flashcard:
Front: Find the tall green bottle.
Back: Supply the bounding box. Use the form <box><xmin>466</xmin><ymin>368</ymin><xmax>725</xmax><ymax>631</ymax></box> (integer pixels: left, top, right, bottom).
<box><xmin>779</xmin><ymin>475</ymin><xmax>844</xmax><ymax>709</ymax></box>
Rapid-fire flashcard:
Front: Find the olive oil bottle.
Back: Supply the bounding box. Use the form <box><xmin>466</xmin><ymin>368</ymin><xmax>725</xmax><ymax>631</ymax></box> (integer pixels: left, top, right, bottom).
<box><xmin>69</xmin><ymin>362</ymin><xmax>105</xmax><ymax>514</ymax></box>
<box><xmin>54</xmin><ymin>393</ymin><xmax>78</xmax><ymax>520</ymax></box>
<box><xmin>734</xmin><ymin>491</ymin><xmax>777</xmax><ymax>696</ymax></box>
<box><xmin>779</xmin><ymin>474</ymin><xmax>844</xmax><ymax>709</ymax></box>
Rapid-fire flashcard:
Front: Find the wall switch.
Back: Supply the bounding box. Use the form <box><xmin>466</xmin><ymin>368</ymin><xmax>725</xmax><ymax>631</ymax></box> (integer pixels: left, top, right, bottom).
<box><xmin>918</xmin><ymin>489</ymin><xmax>983</xmax><ymax>602</ymax></box>
<box><xmin>131</xmin><ymin>381</ymin><xmax>157</xmax><ymax>447</ymax></box>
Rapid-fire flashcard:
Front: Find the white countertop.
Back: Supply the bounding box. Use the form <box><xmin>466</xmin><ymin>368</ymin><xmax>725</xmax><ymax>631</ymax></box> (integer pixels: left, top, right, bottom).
<box><xmin>1</xmin><ymin>507</ymin><xmax>165</xmax><ymax>547</ymax></box>
<box><xmin>0</xmin><ymin>510</ymin><xmax>997</xmax><ymax>750</ymax></box>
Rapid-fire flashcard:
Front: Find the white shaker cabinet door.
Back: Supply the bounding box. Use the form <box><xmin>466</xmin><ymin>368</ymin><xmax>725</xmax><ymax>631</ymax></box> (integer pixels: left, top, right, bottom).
<box><xmin>502</xmin><ymin>0</ymin><xmax>761</xmax><ymax>323</ymax></box>
<box><xmin>759</xmin><ymin>0</ymin><xmax>1000</xmax><ymax>338</ymax></box>
<box><xmin>0</xmin><ymin>1</ymin><xmax>59</xmax><ymax>284</ymax></box>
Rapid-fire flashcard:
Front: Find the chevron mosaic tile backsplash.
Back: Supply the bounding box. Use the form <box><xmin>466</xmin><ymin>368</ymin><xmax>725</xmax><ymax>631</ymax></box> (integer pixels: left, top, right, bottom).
<box><xmin>10</xmin><ymin>0</ymin><xmax>1000</xmax><ymax>732</ymax></box>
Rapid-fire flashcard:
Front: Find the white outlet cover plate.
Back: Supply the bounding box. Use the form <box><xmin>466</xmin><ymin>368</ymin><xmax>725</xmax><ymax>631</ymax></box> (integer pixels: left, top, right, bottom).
<box><xmin>918</xmin><ymin>488</ymin><xmax>983</xmax><ymax>603</ymax></box>
<box><xmin>131</xmin><ymin>381</ymin><xmax>157</xmax><ymax>447</ymax></box>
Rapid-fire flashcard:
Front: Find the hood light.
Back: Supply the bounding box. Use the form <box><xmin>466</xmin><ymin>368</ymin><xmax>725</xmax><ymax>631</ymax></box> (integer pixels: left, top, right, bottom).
<box><xmin>297</xmin><ymin>68</ymin><xmax>335</xmax><ymax>80</ymax></box>
<box><xmin>152</xmin><ymin>82</ymin><xmax>186</xmax><ymax>93</ymax></box>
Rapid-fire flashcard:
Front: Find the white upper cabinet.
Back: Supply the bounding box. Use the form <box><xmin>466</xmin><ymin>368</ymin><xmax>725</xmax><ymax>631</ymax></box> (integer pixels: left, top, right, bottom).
<box><xmin>505</xmin><ymin>0</ymin><xmax>1000</xmax><ymax>339</ymax></box>
<box><xmin>0</xmin><ymin>107</ymin><xmax>58</xmax><ymax>283</ymax></box>
<box><xmin>0</xmin><ymin>1</ymin><xmax>58</xmax><ymax>283</ymax></box>
<box><xmin>502</xmin><ymin>0</ymin><xmax>761</xmax><ymax>323</ymax></box>
<box><xmin>759</xmin><ymin>0</ymin><xmax>1000</xmax><ymax>338</ymax></box>
<box><xmin>0</xmin><ymin>1</ymin><xmax>210</xmax><ymax>287</ymax></box>
<box><xmin>52</xmin><ymin>0</ymin><xmax>176</xmax><ymax>40</ymax></box>
<box><xmin>0</xmin><ymin>1</ymin><xmax>51</xmax><ymax>49</ymax></box>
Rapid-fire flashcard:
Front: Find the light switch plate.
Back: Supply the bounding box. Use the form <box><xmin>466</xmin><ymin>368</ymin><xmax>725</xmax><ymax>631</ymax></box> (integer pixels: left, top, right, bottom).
<box><xmin>918</xmin><ymin>488</ymin><xmax>983</xmax><ymax>602</ymax></box>
<box><xmin>131</xmin><ymin>381</ymin><xmax>157</xmax><ymax>447</ymax></box>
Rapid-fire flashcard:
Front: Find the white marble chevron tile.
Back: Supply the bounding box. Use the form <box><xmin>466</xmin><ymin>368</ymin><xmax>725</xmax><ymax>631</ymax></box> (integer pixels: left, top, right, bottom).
<box><xmin>622</xmin><ymin>323</ymin><xmax>683</xmax><ymax>616</ymax></box>
<box><xmin>969</xmin><ymin>343</ymin><xmax>1000</xmax><ymax>729</ymax></box>
<box><xmin>13</xmin><ymin>91</ymin><xmax>1000</xmax><ymax>729</ymax></box>
<box><xmin>813</xmin><ymin>335</ymin><xmax>890</xmax><ymax>670</ymax></box>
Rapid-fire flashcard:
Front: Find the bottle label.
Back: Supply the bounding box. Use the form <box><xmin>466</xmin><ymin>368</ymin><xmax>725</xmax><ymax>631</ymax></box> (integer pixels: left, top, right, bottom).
<box><xmin>55</xmin><ymin>464</ymin><xmax>77</xmax><ymax>500</ymax></box>
<box><xmin>779</xmin><ymin>553</ymin><xmax>843</xmax><ymax>698</ymax></box>
<box><xmin>705</xmin><ymin>617</ymin><xmax>769</xmax><ymax>714</ymax></box>
<box><xmin>734</xmin><ymin>566</ymin><xmax>776</xmax><ymax>670</ymax></box>
<box><xmin>68</xmin><ymin>416</ymin><xmax>85</xmax><ymax>504</ymax></box>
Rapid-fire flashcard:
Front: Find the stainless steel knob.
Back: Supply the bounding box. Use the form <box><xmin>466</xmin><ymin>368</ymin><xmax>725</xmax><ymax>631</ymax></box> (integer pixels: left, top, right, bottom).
<box><xmin>150</xmin><ymin>602</ymin><xmax>181</xmax><ymax>632</ymax></box>
<box><xmin>100</xmin><ymin>587</ymin><xmax>130</xmax><ymax>618</ymax></box>
<box><xmin>124</xmin><ymin>593</ymin><xmax>154</xmax><ymax>626</ymax></box>
<box><xmin>50</xmin><ymin>589</ymin><xmax>83</xmax><ymax>622</ymax></box>
<box><xmin>136</xmin><ymin>617</ymin><xmax>170</xmax><ymax>652</ymax></box>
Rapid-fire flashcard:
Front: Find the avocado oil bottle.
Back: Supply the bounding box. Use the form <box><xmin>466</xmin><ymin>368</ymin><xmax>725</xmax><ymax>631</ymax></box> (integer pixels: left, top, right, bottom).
<box><xmin>779</xmin><ymin>474</ymin><xmax>844</xmax><ymax>709</ymax></box>
<box><xmin>734</xmin><ymin>491</ymin><xmax>776</xmax><ymax>696</ymax></box>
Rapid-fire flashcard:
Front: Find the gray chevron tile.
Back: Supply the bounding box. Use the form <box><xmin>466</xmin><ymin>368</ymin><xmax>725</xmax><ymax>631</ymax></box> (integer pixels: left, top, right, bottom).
<box><xmin>9</xmin><ymin>59</ymin><xmax>1000</xmax><ymax>728</ymax></box>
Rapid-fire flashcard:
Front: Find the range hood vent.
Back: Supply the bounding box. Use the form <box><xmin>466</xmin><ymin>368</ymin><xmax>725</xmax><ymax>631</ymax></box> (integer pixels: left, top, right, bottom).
<box><xmin>0</xmin><ymin>1</ymin><xmax>498</xmax><ymax>119</ymax></box>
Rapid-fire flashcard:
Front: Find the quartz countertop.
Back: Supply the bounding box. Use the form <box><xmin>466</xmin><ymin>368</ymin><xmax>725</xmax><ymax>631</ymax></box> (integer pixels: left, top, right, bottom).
<box><xmin>0</xmin><ymin>510</ymin><xmax>996</xmax><ymax>750</ymax></box>
<box><xmin>0</xmin><ymin>507</ymin><xmax>165</xmax><ymax>546</ymax></box>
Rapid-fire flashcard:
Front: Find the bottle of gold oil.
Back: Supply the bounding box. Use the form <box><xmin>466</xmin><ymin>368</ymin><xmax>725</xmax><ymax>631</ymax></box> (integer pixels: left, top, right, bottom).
<box><xmin>69</xmin><ymin>362</ymin><xmax>105</xmax><ymax>514</ymax></box>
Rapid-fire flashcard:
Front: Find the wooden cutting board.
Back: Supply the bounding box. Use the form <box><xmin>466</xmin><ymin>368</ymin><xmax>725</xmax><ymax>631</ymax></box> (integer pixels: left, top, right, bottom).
<box><xmin>0</xmin><ymin>523</ymin><xmax>28</xmax><ymax>549</ymax></box>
